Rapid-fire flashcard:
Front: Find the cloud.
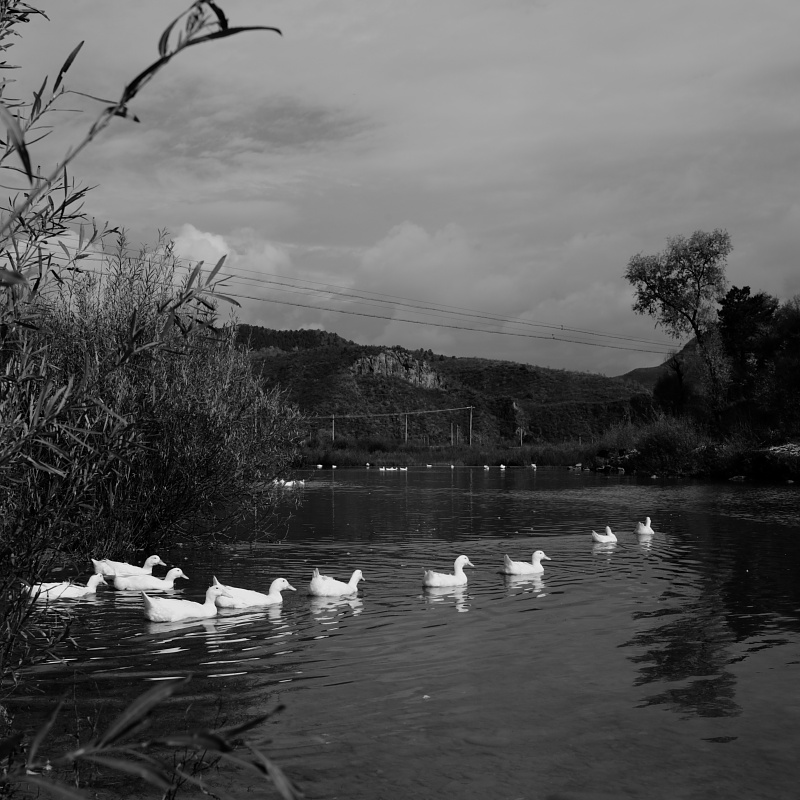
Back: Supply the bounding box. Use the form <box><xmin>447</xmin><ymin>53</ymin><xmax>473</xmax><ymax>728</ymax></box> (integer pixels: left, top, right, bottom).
<box><xmin>11</xmin><ymin>0</ymin><xmax>800</xmax><ymax>375</ymax></box>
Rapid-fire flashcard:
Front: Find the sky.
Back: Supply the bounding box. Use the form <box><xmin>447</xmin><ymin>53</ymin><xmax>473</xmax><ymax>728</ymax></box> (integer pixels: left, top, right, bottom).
<box><xmin>10</xmin><ymin>0</ymin><xmax>800</xmax><ymax>375</ymax></box>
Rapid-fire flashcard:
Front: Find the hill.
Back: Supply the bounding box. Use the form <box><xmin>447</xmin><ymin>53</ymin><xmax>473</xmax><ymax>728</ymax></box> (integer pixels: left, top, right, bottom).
<box><xmin>616</xmin><ymin>340</ymin><xmax>701</xmax><ymax>391</ymax></box>
<box><xmin>237</xmin><ymin>325</ymin><xmax>655</xmax><ymax>445</ymax></box>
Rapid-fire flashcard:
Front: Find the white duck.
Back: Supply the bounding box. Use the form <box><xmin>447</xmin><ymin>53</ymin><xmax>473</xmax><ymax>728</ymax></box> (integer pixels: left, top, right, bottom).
<box><xmin>212</xmin><ymin>576</ymin><xmax>296</xmax><ymax>608</ymax></box>
<box><xmin>114</xmin><ymin>567</ymin><xmax>188</xmax><ymax>592</ymax></box>
<box><xmin>591</xmin><ymin>526</ymin><xmax>617</xmax><ymax>543</ymax></box>
<box><xmin>635</xmin><ymin>516</ymin><xmax>655</xmax><ymax>536</ymax></box>
<box><xmin>308</xmin><ymin>568</ymin><xmax>364</xmax><ymax>597</ymax></box>
<box><xmin>423</xmin><ymin>555</ymin><xmax>474</xmax><ymax>587</ymax></box>
<box><xmin>142</xmin><ymin>584</ymin><xmax>231</xmax><ymax>623</ymax></box>
<box><xmin>91</xmin><ymin>554</ymin><xmax>167</xmax><ymax>577</ymax></box>
<box><xmin>502</xmin><ymin>550</ymin><xmax>550</xmax><ymax>575</ymax></box>
<box><xmin>29</xmin><ymin>573</ymin><xmax>107</xmax><ymax>601</ymax></box>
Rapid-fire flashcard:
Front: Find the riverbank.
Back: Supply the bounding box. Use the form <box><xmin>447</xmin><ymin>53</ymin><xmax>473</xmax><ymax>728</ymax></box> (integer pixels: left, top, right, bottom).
<box><xmin>299</xmin><ymin>436</ymin><xmax>800</xmax><ymax>484</ymax></box>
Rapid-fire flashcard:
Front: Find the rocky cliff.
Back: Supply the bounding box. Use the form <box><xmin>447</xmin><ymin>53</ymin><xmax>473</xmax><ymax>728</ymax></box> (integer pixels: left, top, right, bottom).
<box><xmin>351</xmin><ymin>350</ymin><xmax>446</xmax><ymax>390</ymax></box>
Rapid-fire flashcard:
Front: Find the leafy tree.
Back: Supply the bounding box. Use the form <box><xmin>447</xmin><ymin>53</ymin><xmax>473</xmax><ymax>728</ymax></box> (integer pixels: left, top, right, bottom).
<box><xmin>718</xmin><ymin>285</ymin><xmax>779</xmax><ymax>401</ymax></box>
<box><xmin>624</xmin><ymin>229</ymin><xmax>732</xmax><ymax>400</ymax></box>
<box><xmin>769</xmin><ymin>295</ymin><xmax>800</xmax><ymax>435</ymax></box>
<box><xmin>652</xmin><ymin>352</ymin><xmax>702</xmax><ymax>415</ymax></box>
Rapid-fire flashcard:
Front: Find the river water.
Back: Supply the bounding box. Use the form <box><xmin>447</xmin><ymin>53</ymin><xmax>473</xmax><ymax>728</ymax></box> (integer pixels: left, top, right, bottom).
<box><xmin>10</xmin><ymin>467</ymin><xmax>800</xmax><ymax>799</ymax></box>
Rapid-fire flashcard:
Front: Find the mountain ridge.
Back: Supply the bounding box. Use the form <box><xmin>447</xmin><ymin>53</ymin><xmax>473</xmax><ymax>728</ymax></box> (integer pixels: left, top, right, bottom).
<box><xmin>237</xmin><ymin>325</ymin><xmax>657</xmax><ymax>444</ymax></box>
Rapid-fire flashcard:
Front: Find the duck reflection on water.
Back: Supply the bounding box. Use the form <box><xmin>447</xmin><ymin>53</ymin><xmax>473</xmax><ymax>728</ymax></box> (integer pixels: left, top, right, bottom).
<box><xmin>310</xmin><ymin>595</ymin><xmax>364</xmax><ymax>621</ymax></box>
<box><xmin>422</xmin><ymin>585</ymin><xmax>470</xmax><ymax>612</ymax></box>
<box><xmin>503</xmin><ymin>573</ymin><xmax>545</xmax><ymax>596</ymax></box>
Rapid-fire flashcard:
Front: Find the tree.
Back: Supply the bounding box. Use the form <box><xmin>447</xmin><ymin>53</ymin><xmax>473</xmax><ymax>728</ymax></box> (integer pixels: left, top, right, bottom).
<box><xmin>769</xmin><ymin>295</ymin><xmax>800</xmax><ymax>435</ymax></box>
<box><xmin>718</xmin><ymin>285</ymin><xmax>779</xmax><ymax>402</ymax></box>
<box><xmin>624</xmin><ymin>229</ymin><xmax>732</xmax><ymax>399</ymax></box>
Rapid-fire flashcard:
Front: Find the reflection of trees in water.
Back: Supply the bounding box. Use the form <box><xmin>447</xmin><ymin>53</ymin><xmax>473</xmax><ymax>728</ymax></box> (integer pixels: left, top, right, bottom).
<box><xmin>618</xmin><ymin>502</ymin><xmax>800</xmax><ymax>719</ymax></box>
<box><xmin>623</xmin><ymin>603</ymin><xmax>740</xmax><ymax>718</ymax></box>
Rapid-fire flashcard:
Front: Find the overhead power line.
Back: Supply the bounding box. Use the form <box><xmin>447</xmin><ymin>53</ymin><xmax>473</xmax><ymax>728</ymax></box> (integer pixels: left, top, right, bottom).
<box><xmin>23</xmin><ymin>247</ymin><xmax>678</xmax><ymax>357</ymax></box>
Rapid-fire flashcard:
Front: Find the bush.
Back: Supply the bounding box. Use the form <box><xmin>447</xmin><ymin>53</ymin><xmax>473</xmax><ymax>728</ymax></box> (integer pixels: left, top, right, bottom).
<box><xmin>624</xmin><ymin>416</ymin><xmax>710</xmax><ymax>475</ymax></box>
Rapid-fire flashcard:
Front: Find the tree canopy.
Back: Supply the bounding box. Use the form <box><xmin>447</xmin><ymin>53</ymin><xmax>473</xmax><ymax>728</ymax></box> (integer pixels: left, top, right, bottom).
<box><xmin>624</xmin><ymin>229</ymin><xmax>731</xmax><ymax>343</ymax></box>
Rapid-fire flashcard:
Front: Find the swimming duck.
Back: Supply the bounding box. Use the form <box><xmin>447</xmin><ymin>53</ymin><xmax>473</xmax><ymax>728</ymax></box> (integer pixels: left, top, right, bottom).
<box><xmin>309</xmin><ymin>568</ymin><xmax>364</xmax><ymax>597</ymax></box>
<box><xmin>91</xmin><ymin>554</ymin><xmax>167</xmax><ymax>577</ymax></box>
<box><xmin>423</xmin><ymin>555</ymin><xmax>474</xmax><ymax>587</ymax></box>
<box><xmin>142</xmin><ymin>584</ymin><xmax>231</xmax><ymax>622</ymax></box>
<box><xmin>502</xmin><ymin>550</ymin><xmax>550</xmax><ymax>575</ymax></box>
<box><xmin>635</xmin><ymin>516</ymin><xmax>655</xmax><ymax>536</ymax></box>
<box><xmin>212</xmin><ymin>576</ymin><xmax>296</xmax><ymax>608</ymax></box>
<box><xmin>114</xmin><ymin>567</ymin><xmax>188</xmax><ymax>592</ymax></box>
<box><xmin>29</xmin><ymin>573</ymin><xmax>107</xmax><ymax>601</ymax></box>
<box><xmin>591</xmin><ymin>526</ymin><xmax>617</xmax><ymax>543</ymax></box>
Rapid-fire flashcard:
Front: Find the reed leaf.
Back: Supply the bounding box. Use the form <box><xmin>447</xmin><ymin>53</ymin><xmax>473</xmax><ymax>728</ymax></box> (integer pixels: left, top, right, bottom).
<box><xmin>52</xmin><ymin>41</ymin><xmax>84</xmax><ymax>93</ymax></box>
<box><xmin>0</xmin><ymin>102</ymin><xmax>33</xmax><ymax>182</ymax></box>
<box><xmin>79</xmin><ymin>754</ymin><xmax>172</xmax><ymax>790</ymax></box>
<box><xmin>96</xmin><ymin>677</ymin><xmax>188</xmax><ymax>747</ymax></box>
<box><xmin>26</xmin><ymin>697</ymin><xmax>65</xmax><ymax>767</ymax></box>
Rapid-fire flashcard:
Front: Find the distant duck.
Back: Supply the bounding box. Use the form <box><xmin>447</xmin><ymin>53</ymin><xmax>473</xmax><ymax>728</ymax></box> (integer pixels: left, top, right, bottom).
<box><xmin>483</xmin><ymin>465</ymin><xmax>490</xmax><ymax>470</ymax></box>
<box><xmin>309</xmin><ymin>568</ymin><xmax>364</xmax><ymax>597</ymax></box>
<box><xmin>531</xmin><ymin>463</ymin><xmax>537</xmax><ymax>470</ymax></box>
<box><xmin>92</xmin><ymin>554</ymin><xmax>166</xmax><ymax>577</ymax></box>
<box><xmin>212</xmin><ymin>576</ymin><xmax>295</xmax><ymax>608</ymax></box>
<box><xmin>500</xmin><ymin>464</ymin><xmax>506</xmax><ymax>470</ymax></box>
<box><xmin>142</xmin><ymin>584</ymin><xmax>231</xmax><ymax>623</ymax></box>
<box><xmin>29</xmin><ymin>573</ymin><xmax>107</xmax><ymax>601</ymax></box>
<box><xmin>379</xmin><ymin>466</ymin><xmax>386</xmax><ymax>472</ymax></box>
<box><xmin>316</xmin><ymin>464</ymin><xmax>323</xmax><ymax>469</ymax></box>
<box><xmin>400</xmin><ymin>467</ymin><xmax>408</xmax><ymax>472</ymax></box>
<box><xmin>366</xmin><ymin>462</ymin><xmax>370</xmax><ymax>467</ymax></box>
<box><xmin>450</xmin><ymin>464</ymin><xmax>455</xmax><ymax>469</ymax></box>
<box><xmin>283</xmin><ymin>479</ymin><xmax>305</xmax><ymax>488</ymax></box>
<box><xmin>635</xmin><ymin>516</ymin><xmax>655</xmax><ymax>536</ymax></box>
<box><xmin>426</xmin><ymin>464</ymin><xmax>432</xmax><ymax>468</ymax></box>
<box><xmin>591</xmin><ymin>526</ymin><xmax>617</xmax><ymax>544</ymax></box>
<box><xmin>423</xmin><ymin>555</ymin><xmax>474</xmax><ymax>587</ymax></box>
<box><xmin>331</xmin><ymin>465</ymin><xmax>337</xmax><ymax>469</ymax></box>
<box><xmin>114</xmin><ymin>567</ymin><xmax>188</xmax><ymax>592</ymax></box>
<box><xmin>502</xmin><ymin>550</ymin><xmax>550</xmax><ymax>575</ymax></box>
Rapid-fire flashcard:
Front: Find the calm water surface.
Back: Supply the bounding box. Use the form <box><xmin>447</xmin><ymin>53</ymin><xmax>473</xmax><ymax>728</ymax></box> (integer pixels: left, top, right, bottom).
<box><xmin>11</xmin><ymin>468</ymin><xmax>800</xmax><ymax>800</ymax></box>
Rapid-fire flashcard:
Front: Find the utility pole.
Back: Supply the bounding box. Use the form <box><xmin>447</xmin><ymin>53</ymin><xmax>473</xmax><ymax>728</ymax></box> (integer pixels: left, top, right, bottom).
<box><xmin>469</xmin><ymin>406</ymin><xmax>473</xmax><ymax>447</ymax></box>
<box><xmin>405</xmin><ymin>414</ymin><xmax>408</xmax><ymax>444</ymax></box>
<box><xmin>332</xmin><ymin>415</ymin><xmax>335</xmax><ymax>441</ymax></box>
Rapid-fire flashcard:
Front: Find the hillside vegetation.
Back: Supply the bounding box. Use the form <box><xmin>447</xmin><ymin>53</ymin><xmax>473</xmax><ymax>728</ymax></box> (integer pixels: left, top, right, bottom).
<box><xmin>236</xmin><ymin>325</ymin><xmax>655</xmax><ymax>447</ymax></box>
